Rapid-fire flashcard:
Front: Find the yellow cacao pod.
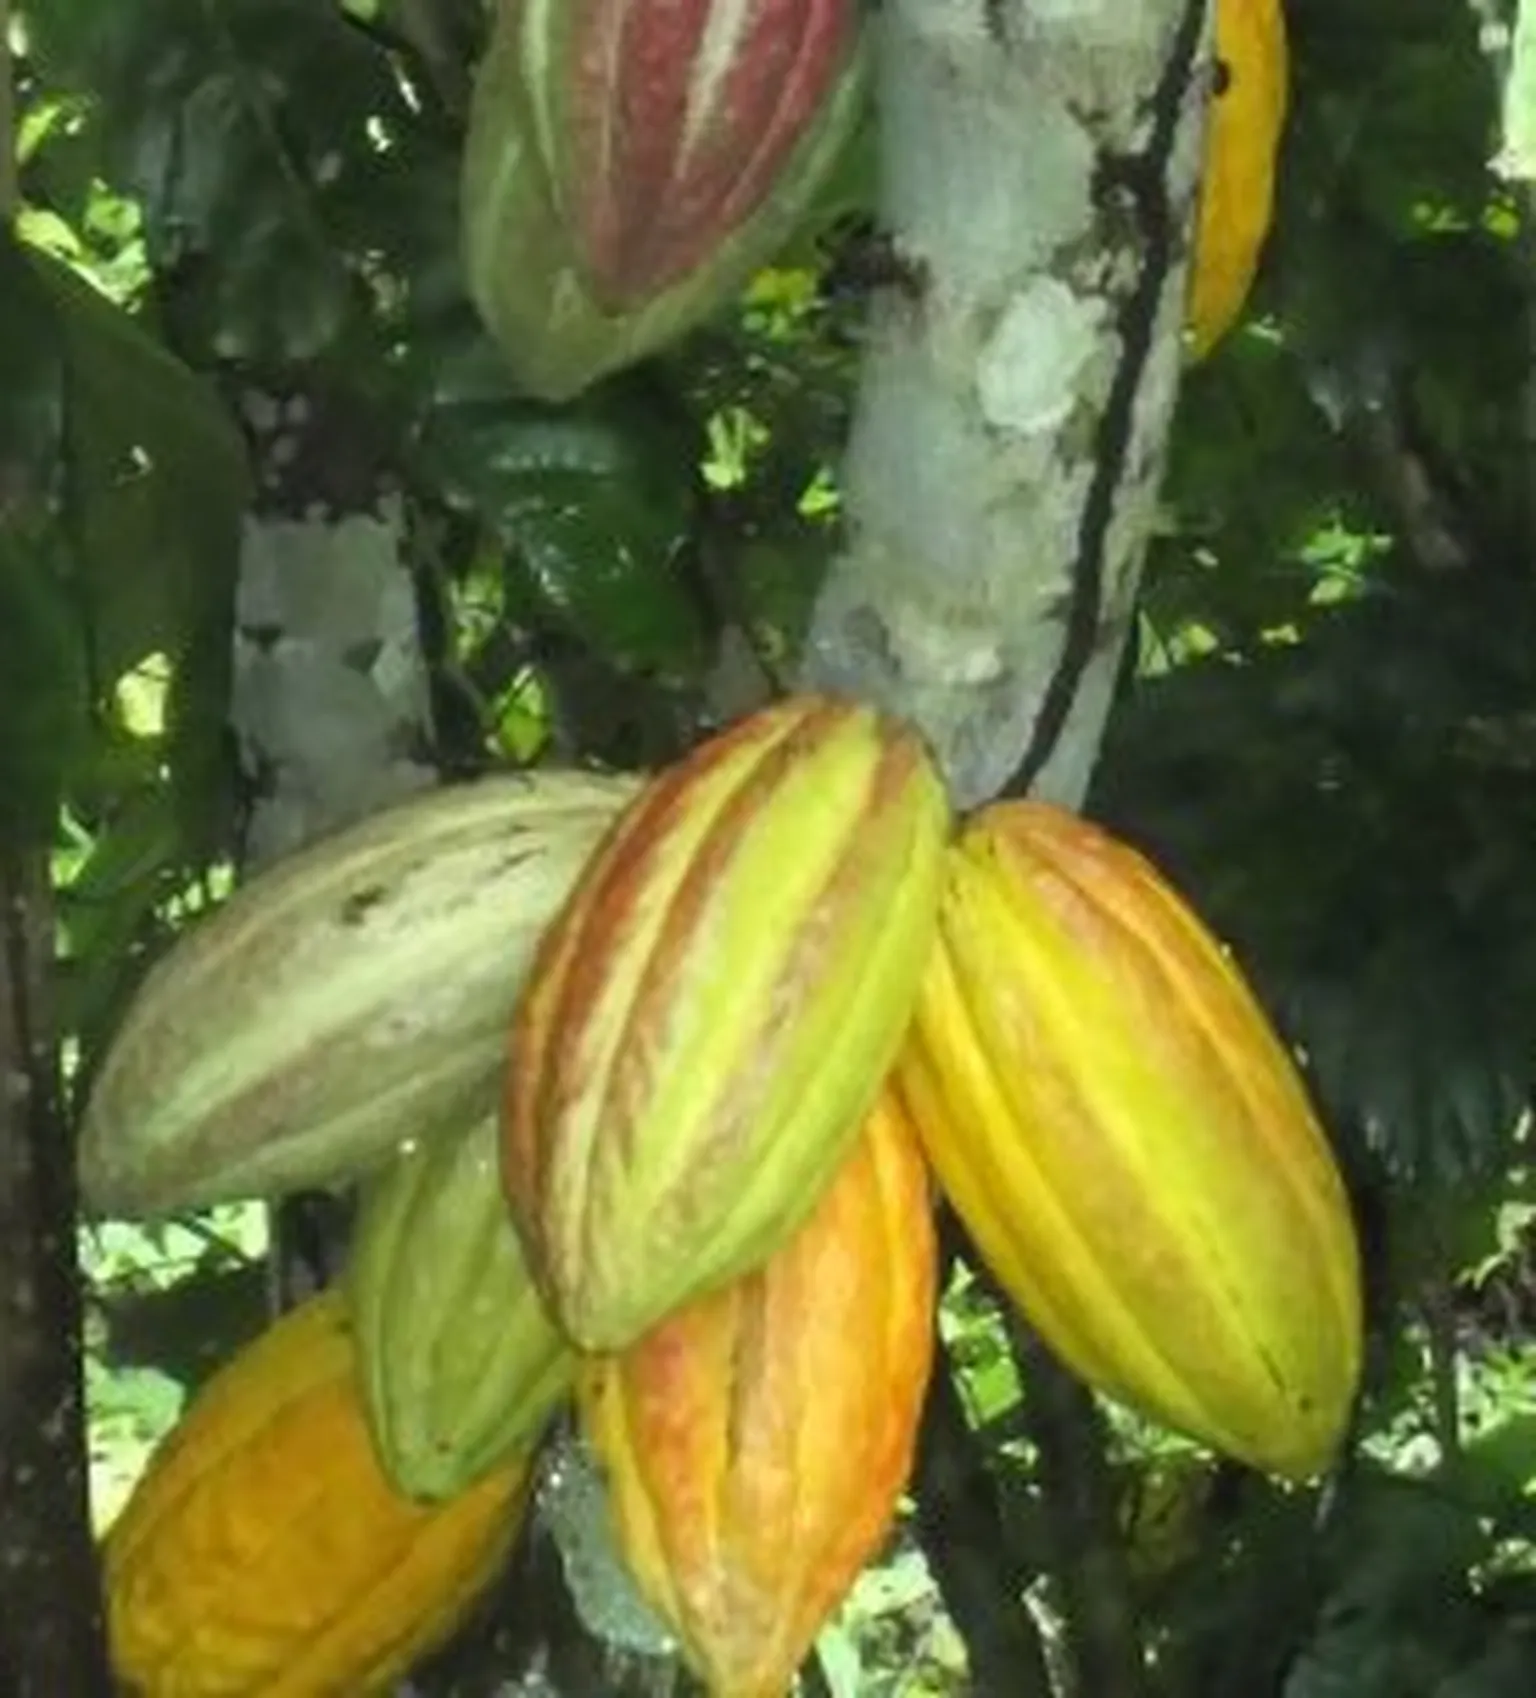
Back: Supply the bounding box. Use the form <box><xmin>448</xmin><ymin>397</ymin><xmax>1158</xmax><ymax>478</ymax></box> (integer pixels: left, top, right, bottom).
<box><xmin>899</xmin><ymin>801</ymin><xmax>1362</xmax><ymax>1479</ymax></box>
<box><xmin>105</xmin><ymin>1292</ymin><xmax>530</xmax><ymax>1698</ymax></box>
<box><xmin>579</xmin><ymin>1092</ymin><xmax>937</xmax><ymax>1698</ymax></box>
<box><xmin>503</xmin><ymin>693</ymin><xmax>949</xmax><ymax>1351</ymax></box>
<box><xmin>347</xmin><ymin>1113</ymin><xmax>574</xmax><ymax>1503</ymax></box>
<box><xmin>1188</xmin><ymin>0</ymin><xmax>1289</xmax><ymax>359</ymax></box>
<box><xmin>81</xmin><ymin>768</ymin><xmax>638</xmax><ymax>1218</ymax></box>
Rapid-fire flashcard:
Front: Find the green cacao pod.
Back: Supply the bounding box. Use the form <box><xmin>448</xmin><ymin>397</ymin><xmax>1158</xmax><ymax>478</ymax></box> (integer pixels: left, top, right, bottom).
<box><xmin>899</xmin><ymin>800</ymin><xmax>1363</xmax><ymax>1479</ymax></box>
<box><xmin>579</xmin><ymin>1091</ymin><xmax>937</xmax><ymax>1698</ymax></box>
<box><xmin>347</xmin><ymin>1113</ymin><xmax>574</xmax><ymax>1503</ymax></box>
<box><xmin>461</xmin><ymin>0</ymin><xmax>867</xmax><ymax>401</ymax></box>
<box><xmin>503</xmin><ymin>693</ymin><xmax>950</xmax><ymax>1351</ymax></box>
<box><xmin>81</xmin><ymin>769</ymin><xmax>638</xmax><ymax>1218</ymax></box>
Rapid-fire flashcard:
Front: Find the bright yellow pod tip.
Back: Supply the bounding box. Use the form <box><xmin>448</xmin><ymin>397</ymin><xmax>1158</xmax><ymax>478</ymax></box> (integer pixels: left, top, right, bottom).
<box><xmin>900</xmin><ymin>799</ymin><xmax>1364</xmax><ymax>1480</ymax></box>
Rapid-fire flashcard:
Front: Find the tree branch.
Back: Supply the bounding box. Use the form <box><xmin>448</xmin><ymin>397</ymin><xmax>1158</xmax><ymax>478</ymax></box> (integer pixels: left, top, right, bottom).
<box><xmin>799</xmin><ymin>0</ymin><xmax>1209</xmax><ymax>810</ymax></box>
<box><xmin>1013</xmin><ymin>1325</ymin><xmax>1148</xmax><ymax>1698</ymax></box>
<box><xmin>0</xmin><ymin>22</ymin><xmax>115</xmax><ymax>1696</ymax></box>
<box><xmin>912</xmin><ymin>1336</ymin><xmax>1056</xmax><ymax>1698</ymax></box>
<box><xmin>0</xmin><ymin>853</ymin><xmax>115</xmax><ymax>1697</ymax></box>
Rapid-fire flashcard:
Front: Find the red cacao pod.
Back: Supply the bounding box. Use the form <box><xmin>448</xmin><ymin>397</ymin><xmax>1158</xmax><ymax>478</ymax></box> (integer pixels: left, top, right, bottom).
<box><xmin>579</xmin><ymin>1092</ymin><xmax>937</xmax><ymax>1698</ymax></box>
<box><xmin>542</xmin><ymin>0</ymin><xmax>862</xmax><ymax>306</ymax></box>
<box><xmin>900</xmin><ymin>801</ymin><xmax>1363</xmax><ymax>1479</ymax></box>
<box><xmin>462</xmin><ymin>0</ymin><xmax>867</xmax><ymax>400</ymax></box>
<box><xmin>502</xmin><ymin>693</ymin><xmax>949</xmax><ymax>1352</ymax></box>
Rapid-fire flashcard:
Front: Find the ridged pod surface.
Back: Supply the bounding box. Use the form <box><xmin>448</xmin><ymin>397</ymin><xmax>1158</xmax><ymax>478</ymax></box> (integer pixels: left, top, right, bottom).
<box><xmin>1188</xmin><ymin>0</ymin><xmax>1289</xmax><ymax>358</ymax></box>
<box><xmin>579</xmin><ymin>1093</ymin><xmax>937</xmax><ymax>1698</ymax></box>
<box><xmin>347</xmin><ymin>1114</ymin><xmax>574</xmax><ymax>1503</ymax></box>
<box><xmin>503</xmin><ymin>693</ymin><xmax>949</xmax><ymax>1351</ymax></box>
<box><xmin>899</xmin><ymin>801</ymin><xmax>1362</xmax><ymax>1479</ymax></box>
<box><xmin>105</xmin><ymin>1292</ymin><xmax>530</xmax><ymax>1697</ymax></box>
<box><xmin>81</xmin><ymin>769</ymin><xmax>638</xmax><ymax>1218</ymax></box>
<box><xmin>462</xmin><ymin>0</ymin><xmax>866</xmax><ymax>400</ymax></box>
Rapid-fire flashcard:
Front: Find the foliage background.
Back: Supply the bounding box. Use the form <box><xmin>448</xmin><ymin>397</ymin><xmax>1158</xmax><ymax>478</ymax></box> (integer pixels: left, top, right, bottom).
<box><xmin>2</xmin><ymin>0</ymin><xmax>1535</xmax><ymax>1693</ymax></box>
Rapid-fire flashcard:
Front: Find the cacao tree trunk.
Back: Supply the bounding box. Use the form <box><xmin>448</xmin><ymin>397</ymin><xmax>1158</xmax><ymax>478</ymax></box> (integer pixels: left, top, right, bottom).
<box><xmin>0</xmin><ymin>858</ymin><xmax>115</xmax><ymax>1698</ymax></box>
<box><xmin>802</xmin><ymin>0</ymin><xmax>1206</xmax><ymax>812</ymax></box>
<box><xmin>0</xmin><ymin>12</ymin><xmax>115</xmax><ymax>1687</ymax></box>
<box><xmin>799</xmin><ymin>3</ymin><xmax>1209</xmax><ymax>1691</ymax></box>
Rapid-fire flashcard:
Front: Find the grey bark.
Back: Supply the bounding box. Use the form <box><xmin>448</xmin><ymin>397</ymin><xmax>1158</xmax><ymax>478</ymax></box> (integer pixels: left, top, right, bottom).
<box><xmin>801</xmin><ymin>0</ymin><xmax>1210</xmax><ymax>814</ymax></box>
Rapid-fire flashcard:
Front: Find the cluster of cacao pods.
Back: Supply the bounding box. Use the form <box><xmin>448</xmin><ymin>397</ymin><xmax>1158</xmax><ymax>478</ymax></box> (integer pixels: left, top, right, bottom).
<box><xmin>460</xmin><ymin>0</ymin><xmax>1287</xmax><ymax>401</ymax></box>
<box><xmin>93</xmin><ymin>688</ymin><xmax>1360</xmax><ymax>1698</ymax></box>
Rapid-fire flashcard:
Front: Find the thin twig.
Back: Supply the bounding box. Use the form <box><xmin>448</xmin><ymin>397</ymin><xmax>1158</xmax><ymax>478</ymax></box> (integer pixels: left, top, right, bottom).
<box><xmin>1421</xmin><ymin>1281</ymin><xmax>1463</xmax><ymax>1469</ymax></box>
<box><xmin>1</xmin><ymin>0</ymin><xmax>16</xmax><ymax>218</ymax></box>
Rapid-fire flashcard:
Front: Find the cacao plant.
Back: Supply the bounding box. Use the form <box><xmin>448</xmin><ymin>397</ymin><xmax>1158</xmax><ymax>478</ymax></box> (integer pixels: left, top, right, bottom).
<box><xmin>502</xmin><ymin>692</ymin><xmax>950</xmax><ymax>1351</ymax></box>
<box><xmin>898</xmin><ymin>799</ymin><xmax>1363</xmax><ymax>1479</ymax></box>
<box><xmin>104</xmin><ymin>1292</ymin><xmax>532</xmax><ymax>1697</ymax></box>
<box><xmin>1187</xmin><ymin>0</ymin><xmax>1289</xmax><ymax>358</ymax></box>
<box><xmin>80</xmin><ymin>769</ymin><xmax>638</xmax><ymax>1218</ymax></box>
<box><xmin>347</xmin><ymin>1112</ymin><xmax>574</xmax><ymax>1503</ymax></box>
<box><xmin>462</xmin><ymin>0</ymin><xmax>868</xmax><ymax>401</ymax></box>
<box><xmin>579</xmin><ymin>1090</ymin><xmax>937</xmax><ymax>1698</ymax></box>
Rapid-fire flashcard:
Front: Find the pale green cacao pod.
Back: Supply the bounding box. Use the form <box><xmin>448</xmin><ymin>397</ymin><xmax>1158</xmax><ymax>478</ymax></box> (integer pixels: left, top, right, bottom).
<box><xmin>347</xmin><ymin>1113</ymin><xmax>573</xmax><ymax>1503</ymax></box>
<box><xmin>80</xmin><ymin>769</ymin><xmax>639</xmax><ymax>1218</ymax></box>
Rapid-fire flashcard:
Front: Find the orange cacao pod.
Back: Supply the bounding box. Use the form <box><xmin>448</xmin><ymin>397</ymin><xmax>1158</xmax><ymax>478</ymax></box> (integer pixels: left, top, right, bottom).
<box><xmin>899</xmin><ymin>800</ymin><xmax>1362</xmax><ymax>1479</ymax></box>
<box><xmin>578</xmin><ymin>1092</ymin><xmax>937</xmax><ymax>1698</ymax></box>
<box><xmin>503</xmin><ymin>693</ymin><xmax>949</xmax><ymax>1351</ymax></box>
<box><xmin>105</xmin><ymin>1292</ymin><xmax>531</xmax><ymax>1697</ymax></box>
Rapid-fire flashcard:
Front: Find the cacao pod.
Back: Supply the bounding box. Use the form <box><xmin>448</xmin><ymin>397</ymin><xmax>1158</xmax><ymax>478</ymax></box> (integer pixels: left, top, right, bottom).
<box><xmin>579</xmin><ymin>1091</ymin><xmax>937</xmax><ymax>1698</ymax></box>
<box><xmin>347</xmin><ymin>1112</ymin><xmax>574</xmax><ymax>1503</ymax></box>
<box><xmin>503</xmin><ymin>693</ymin><xmax>950</xmax><ymax>1352</ymax></box>
<box><xmin>81</xmin><ymin>768</ymin><xmax>638</xmax><ymax>1218</ymax></box>
<box><xmin>462</xmin><ymin>0</ymin><xmax>867</xmax><ymax>401</ymax></box>
<box><xmin>105</xmin><ymin>1292</ymin><xmax>530</xmax><ymax>1698</ymax></box>
<box><xmin>898</xmin><ymin>800</ymin><xmax>1362</xmax><ymax>1479</ymax></box>
<box><xmin>1188</xmin><ymin>0</ymin><xmax>1289</xmax><ymax>358</ymax></box>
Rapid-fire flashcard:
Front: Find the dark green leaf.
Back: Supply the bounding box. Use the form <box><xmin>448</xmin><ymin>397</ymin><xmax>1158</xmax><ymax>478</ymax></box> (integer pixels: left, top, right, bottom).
<box><xmin>420</xmin><ymin>380</ymin><xmax>711</xmax><ymax>681</ymax></box>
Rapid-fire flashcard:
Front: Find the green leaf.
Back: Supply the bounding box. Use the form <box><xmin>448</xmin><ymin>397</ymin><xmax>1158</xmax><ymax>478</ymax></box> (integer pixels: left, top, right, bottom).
<box><xmin>420</xmin><ymin>379</ymin><xmax>712</xmax><ymax>681</ymax></box>
<box><xmin>25</xmin><ymin>241</ymin><xmax>249</xmax><ymax>847</ymax></box>
<box><xmin>0</xmin><ymin>234</ymin><xmax>84</xmax><ymax>845</ymax></box>
<box><xmin>1</xmin><ymin>220</ymin><xmax>246</xmax><ymax>859</ymax></box>
<box><xmin>28</xmin><ymin>0</ymin><xmax>414</xmax><ymax>362</ymax></box>
<box><xmin>94</xmin><ymin>1261</ymin><xmax>271</xmax><ymax>1400</ymax></box>
<box><xmin>0</xmin><ymin>524</ymin><xmax>92</xmax><ymax>846</ymax></box>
